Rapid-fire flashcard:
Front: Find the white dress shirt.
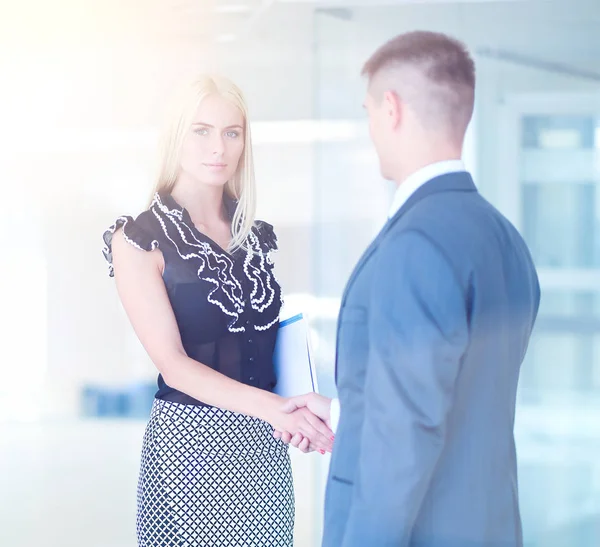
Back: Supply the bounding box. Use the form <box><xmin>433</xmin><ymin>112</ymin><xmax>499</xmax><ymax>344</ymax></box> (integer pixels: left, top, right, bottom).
<box><xmin>388</xmin><ymin>159</ymin><xmax>466</xmax><ymax>219</ymax></box>
<box><xmin>329</xmin><ymin>159</ymin><xmax>467</xmax><ymax>433</ymax></box>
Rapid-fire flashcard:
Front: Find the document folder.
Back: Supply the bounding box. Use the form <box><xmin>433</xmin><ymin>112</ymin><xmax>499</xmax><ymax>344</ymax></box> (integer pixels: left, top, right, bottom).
<box><xmin>273</xmin><ymin>313</ymin><xmax>319</xmax><ymax>397</ymax></box>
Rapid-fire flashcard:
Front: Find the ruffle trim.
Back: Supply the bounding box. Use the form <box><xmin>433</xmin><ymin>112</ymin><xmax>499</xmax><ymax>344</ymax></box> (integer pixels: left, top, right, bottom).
<box><xmin>102</xmin><ymin>216</ymin><xmax>159</xmax><ymax>277</ymax></box>
<box><xmin>102</xmin><ymin>195</ymin><xmax>281</xmax><ymax>333</ymax></box>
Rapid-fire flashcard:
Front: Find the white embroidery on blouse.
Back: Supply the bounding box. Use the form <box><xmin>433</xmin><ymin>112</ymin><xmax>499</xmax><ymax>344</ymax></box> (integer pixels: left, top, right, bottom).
<box><xmin>104</xmin><ymin>193</ymin><xmax>280</xmax><ymax>333</ymax></box>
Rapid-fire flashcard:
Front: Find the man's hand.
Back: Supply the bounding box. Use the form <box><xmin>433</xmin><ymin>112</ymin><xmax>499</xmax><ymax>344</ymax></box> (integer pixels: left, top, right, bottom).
<box><xmin>273</xmin><ymin>393</ymin><xmax>333</xmax><ymax>453</ymax></box>
<box><xmin>282</xmin><ymin>392</ymin><xmax>333</xmax><ymax>427</ymax></box>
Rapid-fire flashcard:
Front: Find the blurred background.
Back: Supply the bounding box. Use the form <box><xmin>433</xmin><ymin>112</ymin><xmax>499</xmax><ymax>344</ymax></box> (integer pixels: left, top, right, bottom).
<box><xmin>1</xmin><ymin>0</ymin><xmax>600</xmax><ymax>545</ymax></box>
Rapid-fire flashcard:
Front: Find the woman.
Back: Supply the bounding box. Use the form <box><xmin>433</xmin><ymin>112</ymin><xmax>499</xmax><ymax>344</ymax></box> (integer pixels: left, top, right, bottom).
<box><xmin>102</xmin><ymin>74</ymin><xmax>333</xmax><ymax>546</ymax></box>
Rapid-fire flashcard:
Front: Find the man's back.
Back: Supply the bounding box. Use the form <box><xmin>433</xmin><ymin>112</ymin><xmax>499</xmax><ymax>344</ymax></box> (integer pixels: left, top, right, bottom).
<box><xmin>405</xmin><ymin>175</ymin><xmax>539</xmax><ymax>544</ymax></box>
<box><xmin>324</xmin><ymin>172</ymin><xmax>540</xmax><ymax>547</ymax></box>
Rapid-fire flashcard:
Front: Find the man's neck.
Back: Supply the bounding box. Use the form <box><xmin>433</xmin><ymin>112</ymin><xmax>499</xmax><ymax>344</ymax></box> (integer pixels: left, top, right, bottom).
<box><xmin>393</xmin><ymin>146</ymin><xmax>462</xmax><ymax>187</ymax></box>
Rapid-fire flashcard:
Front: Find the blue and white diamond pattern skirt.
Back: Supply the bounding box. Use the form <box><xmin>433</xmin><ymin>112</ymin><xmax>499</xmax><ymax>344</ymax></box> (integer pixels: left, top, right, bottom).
<box><xmin>136</xmin><ymin>399</ymin><xmax>295</xmax><ymax>546</ymax></box>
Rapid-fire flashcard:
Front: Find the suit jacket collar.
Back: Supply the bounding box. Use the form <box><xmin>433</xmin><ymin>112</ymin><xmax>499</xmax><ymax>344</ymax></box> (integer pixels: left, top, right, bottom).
<box><xmin>340</xmin><ymin>171</ymin><xmax>477</xmax><ymax>308</ymax></box>
<box><xmin>388</xmin><ymin>160</ymin><xmax>466</xmax><ymax>219</ymax></box>
<box><xmin>385</xmin><ymin>171</ymin><xmax>477</xmax><ymax>232</ymax></box>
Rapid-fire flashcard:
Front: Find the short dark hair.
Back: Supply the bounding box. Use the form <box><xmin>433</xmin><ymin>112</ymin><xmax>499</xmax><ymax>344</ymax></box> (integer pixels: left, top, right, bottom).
<box><xmin>362</xmin><ymin>30</ymin><xmax>475</xmax><ymax>91</ymax></box>
<box><xmin>362</xmin><ymin>31</ymin><xmax>475</xmax><ymax>137</ymax></box>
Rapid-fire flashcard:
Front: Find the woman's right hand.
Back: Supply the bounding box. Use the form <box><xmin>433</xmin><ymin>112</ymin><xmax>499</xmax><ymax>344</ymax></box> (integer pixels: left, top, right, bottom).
<box><xmin>267</xmin><ymin>404</ymin><xmax>334</xmax><ymax>454</ymax></box>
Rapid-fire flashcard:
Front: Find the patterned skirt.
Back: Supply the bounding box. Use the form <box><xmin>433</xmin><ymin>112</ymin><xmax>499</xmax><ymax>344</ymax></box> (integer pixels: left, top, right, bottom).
<box><xmin>136</xmin><ymin>399</ymin><xmax>295</xmax><ymax>547</ymax></box>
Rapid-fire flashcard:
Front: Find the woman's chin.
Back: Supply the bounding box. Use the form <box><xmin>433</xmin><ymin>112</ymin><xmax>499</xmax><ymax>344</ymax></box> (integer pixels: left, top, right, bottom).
<box><xmin>194</xmin><ymin>174</ymin><xmax>231</xmax><ymax>188</ymax></box>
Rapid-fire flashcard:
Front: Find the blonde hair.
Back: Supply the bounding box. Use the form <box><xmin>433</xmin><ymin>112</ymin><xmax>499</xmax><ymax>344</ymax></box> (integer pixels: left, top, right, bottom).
<box><xmin>150</xmin><ymin>74</ymin><xmax>257</xmax><ymax>252</ymax></box>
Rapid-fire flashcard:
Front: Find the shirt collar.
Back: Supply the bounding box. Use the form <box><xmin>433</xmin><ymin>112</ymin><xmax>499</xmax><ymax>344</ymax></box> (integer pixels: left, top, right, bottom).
<box><xmin>388</xmin><ymin>159</ymin><xmax>466</xmax><ymax>219</ymax></box>
<box><xmin>158</xmin><ymin>191</ymin><xmax>239</xmax><ymax>222</ymax></box>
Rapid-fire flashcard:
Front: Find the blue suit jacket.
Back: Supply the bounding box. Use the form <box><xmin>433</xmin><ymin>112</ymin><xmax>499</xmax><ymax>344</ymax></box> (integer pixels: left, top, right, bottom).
<box><xmin>323</xmin><ymin>172</ymin><xmax>540</xmax><ymax>547</ymax></box>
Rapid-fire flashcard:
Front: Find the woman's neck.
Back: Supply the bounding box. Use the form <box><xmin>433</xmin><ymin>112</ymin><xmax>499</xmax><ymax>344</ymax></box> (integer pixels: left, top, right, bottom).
<box><xmin>170</xmin><ymin>176</ymin><xmax>227</xmax><ymax>226</ymax></box>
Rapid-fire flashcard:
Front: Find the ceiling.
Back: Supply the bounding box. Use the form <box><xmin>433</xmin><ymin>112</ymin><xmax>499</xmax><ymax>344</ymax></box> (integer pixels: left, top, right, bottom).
<box><xmin>1</xmin><ymin>0</ymin><xmax>598</xmax><ymax>131</ymax></box>
<box><xmin>5</xmin><ymin>0</ymin><xmax>598</xmax><ymax>48</ymax></box>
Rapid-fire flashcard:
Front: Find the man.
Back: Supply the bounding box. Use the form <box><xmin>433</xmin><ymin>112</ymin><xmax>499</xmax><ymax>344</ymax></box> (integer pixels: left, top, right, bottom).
<box><xmin>278</xmin><ymin>30</ymin><xmax>540</xmax><ymax>546</ymax></box>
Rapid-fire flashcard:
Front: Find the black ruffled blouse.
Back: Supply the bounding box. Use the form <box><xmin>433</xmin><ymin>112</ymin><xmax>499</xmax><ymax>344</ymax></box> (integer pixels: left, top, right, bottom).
<box><xmin>102</xmin><ymin>192</ymin><xmax>283</xmax><ymax>407</ymax></box>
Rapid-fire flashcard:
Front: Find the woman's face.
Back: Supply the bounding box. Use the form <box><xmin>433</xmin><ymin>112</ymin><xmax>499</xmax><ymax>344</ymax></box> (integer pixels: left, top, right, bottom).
<box><xmin>179</xmin><ymin>94</ymin><xmax>245</xmax><ymax>188</ymax></box>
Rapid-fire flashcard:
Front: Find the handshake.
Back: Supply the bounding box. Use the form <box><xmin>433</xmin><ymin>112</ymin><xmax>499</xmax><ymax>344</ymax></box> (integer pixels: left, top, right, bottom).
<box><xmin>269</xmin><ymin>393</ymin><xmax>334</xmax><ymax>455</ymax></box>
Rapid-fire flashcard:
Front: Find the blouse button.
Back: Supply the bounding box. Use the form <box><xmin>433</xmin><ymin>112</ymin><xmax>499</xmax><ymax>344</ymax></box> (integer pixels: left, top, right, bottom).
<box><xmin>249</xmin><ymin>357</ymin><xmax>255</xmax><ymax>362</ymax></box>
<box><xmin>249</xmin><ymin>376</ymin><xmax>255</xmax><ymax>382</ymax></box>
<box><xmin>248</xmin><ymin>338</ymin><xmax>254</xmax><ymax>344</ymax></box>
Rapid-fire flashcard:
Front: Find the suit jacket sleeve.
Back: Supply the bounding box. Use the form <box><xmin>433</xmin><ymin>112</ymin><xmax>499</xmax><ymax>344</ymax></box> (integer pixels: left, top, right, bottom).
<box><xmin>341</xmin><ymin>230</ymin><xmax>470</xmax><ymax>547</ymax></box>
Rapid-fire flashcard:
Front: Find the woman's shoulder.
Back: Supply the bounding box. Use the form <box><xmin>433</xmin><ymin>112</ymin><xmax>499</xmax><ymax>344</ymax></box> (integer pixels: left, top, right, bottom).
<box><xmin>253</xmin><ymin>220</ymin><xmax>278</xmax><ymax>253</ymax></box>
<box><xmin>102</xmin><ymin>207</ymin><xmax>161</xmax><ymax>277</ymax></box>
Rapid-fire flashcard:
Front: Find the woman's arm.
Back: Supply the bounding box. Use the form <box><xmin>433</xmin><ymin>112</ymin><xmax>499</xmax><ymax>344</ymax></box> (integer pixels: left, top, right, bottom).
<box><xmin>111</xmin><ymin>230</ymin><xmax>333</xmax><ymax>453</ymax></box>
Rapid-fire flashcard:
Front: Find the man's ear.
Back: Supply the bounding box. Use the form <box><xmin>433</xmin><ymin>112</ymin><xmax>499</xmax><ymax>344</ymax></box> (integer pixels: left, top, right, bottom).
<box><xmin>383</xmin><ymin>90</ymin><xmax>402</xmax><ymax>130</ymax></box>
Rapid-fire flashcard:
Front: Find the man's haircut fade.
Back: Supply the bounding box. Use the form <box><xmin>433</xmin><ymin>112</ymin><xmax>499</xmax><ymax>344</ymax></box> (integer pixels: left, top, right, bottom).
<box><xmin>362</xmin><ymin>31</ymin><xmax>476</xmax><ymax>137</ymax></box>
